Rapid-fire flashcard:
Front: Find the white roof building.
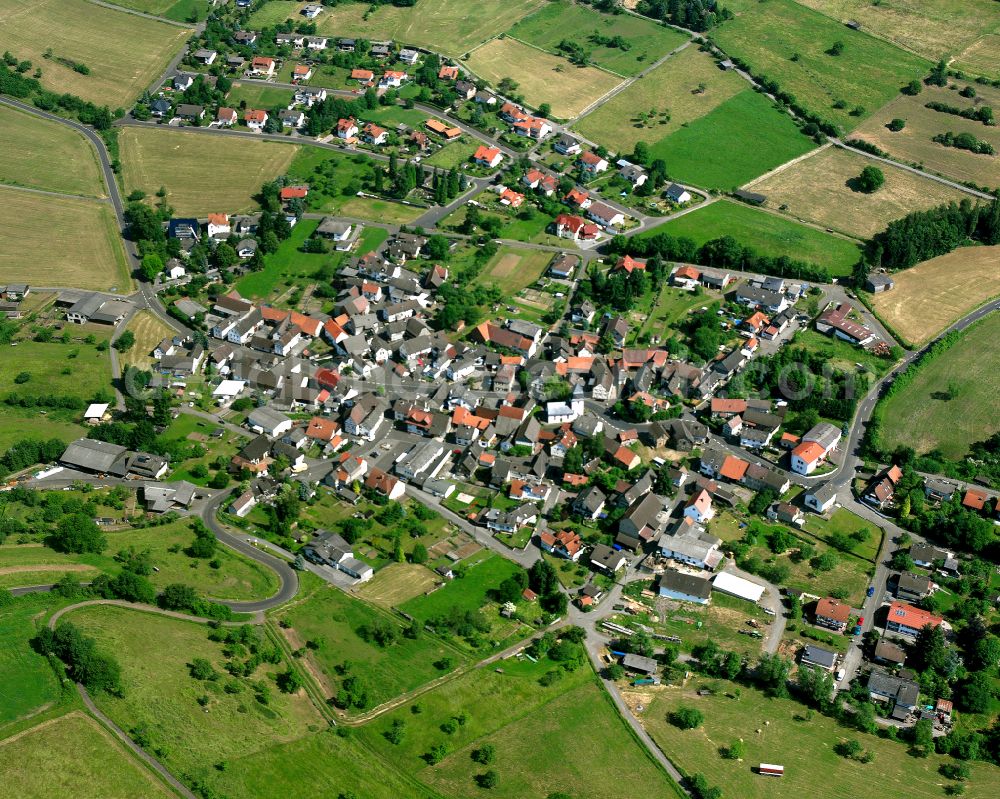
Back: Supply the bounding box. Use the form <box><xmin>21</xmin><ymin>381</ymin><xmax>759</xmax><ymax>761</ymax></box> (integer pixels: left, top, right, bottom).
<box><xmin>84</xmin><ymin>403</ymin><xmax>110</xmax><ymax>421</ymax></box>
<box><xmin>213</xmin><ymin>379</ymin><xmax>246</xmax><ymax>398</ymax></box>
<box><xmin>712</xmin><ymin>571</ymin><xmax>765</xmax><ymax>602</ymax></box>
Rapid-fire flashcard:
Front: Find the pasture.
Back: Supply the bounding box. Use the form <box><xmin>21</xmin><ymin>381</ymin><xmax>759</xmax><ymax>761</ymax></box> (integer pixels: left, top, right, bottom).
<box><xmin>250</xmin><ymin>0</ymin><xmax>545</xmax><ymax>56</ymax></box>
<box><xmin>852</xmin><ymin>82</ymin><xmax>1000</xmax><ymax>187</ymax></box>
<box><xmin>648</xmin><ymin>89</ymin><xmax>815</xmax><ymax>189</ymax></box>
<box><xmin>0</xmin><ymin>336</ymin><xmax>112</xmax><ymax>403</ymax></box>
<box><xmin>119</xmin><ymin>127</ymin><xmax>297</xmax><ymax>216</ymax></box>
<box><xmin>870</xmin><ymin>245</ymin><xmax>1000</xmax><ymax>345</ymax></box>
<box><xmin>796</xmin><ymin>0</ymin><xmax>1000</xmax><ymax>65</ymax></box>
<box><xmin>640</xmin><ymin>199</ymin><xmax>861</xmax><ymax>275</ymax></box>
<box><xmin>0</xmin><ymin>0</ymin><xmax>191</xmax><ymax>108</ymax></box>
<box><xmin>506</xmin><ymin>1</ymin><xmax>689</xmax><ymax>76</ymax></box>
<box><xmin>466</xmin><ymin>37</ymin><xmax>623</xmax><ymax>120</ymax></box>
<box><xmin>746</xmin><ymin>145</ymin><xmax>969</xmax><ymax>238</ymax></box>
<box><xmin>71</xmin><ymin>604</ymin><xmax>322</xmax><ymax>777</ymax></box>
<box><xmin>0</xmin><ymin>104</ymin><xmax>106</xmax><ymax>198</ymax></box>
<box><xmin>0</xmin><ymin>713</ymin><xmax>175</xmax><ymax>798</ymax></box>
<box><xmin>0</xmin><ymin>410</ymin><xmax>86</xmax><ymax>455</ymax></box>
<box><xmin>640</xmin><ymin>683</ymin><xmax>999</xmax><ymax>799</ymax></box>
<box><xmin>0</xmin><ymin>187</ymin><xmax>131</xmax><ymax>291</ymax></box>
<box><xmin>0</xmin><ymin>595</ymin><xmax>61</xmax><ymax>725</ymax></box>
<box><xmin>880</xmin><ymin>313</ymin><xmax>1000</xmax><ymax>459</ymax></box>
<box><xmin>712</xmin><ymin>0</ymin><xmax>928</xmax><ymax>130</ymax></box>
<box><xmin>572</xmin><ymin>45</ymin><xmax>745</xmax><ymax>155</ymax></box>
<box><xmin>473</xmin><ymin>246</ymin><xmax>553</xmax><ymax>295</ymax></box>
<box><xmin>117</xmin><ymin>309</ymin><xmax>176</xmax><ymax>371</ymax></box>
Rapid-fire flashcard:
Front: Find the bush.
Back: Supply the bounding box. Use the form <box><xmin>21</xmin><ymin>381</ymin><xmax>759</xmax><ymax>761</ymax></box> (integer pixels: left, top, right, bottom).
<box><xmin>670</xmin><ymin>706</ymin><xmax>704</xmax><ymax>729</ymax></box>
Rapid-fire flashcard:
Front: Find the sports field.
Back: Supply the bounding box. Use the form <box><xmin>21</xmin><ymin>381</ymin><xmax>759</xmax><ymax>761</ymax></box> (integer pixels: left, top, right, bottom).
<box><xmin>640</xmin><ymin>199</ymin><xmax>861</xmax><ymax>275</ymax></box>
<box><xmin>0</xmin><ymin>188</ymin><xmax>131</xmax><ymax>291</ymax></box>
<box><xmin>796</xmin><ymin>0</ymin><xmax>1000</xmax><ymax>65</ymax></box>
<box><xmin>0</xmin><ymin>713</ymin><xmax>175</xmax><ymax>798</ymax></box>
<box><xmin>0</xmin><ymin>105</ymin><xmax>105</xmax><ymax>198</ymax></box>
<box><xmin>852</xmin><ymin>82</ymin><xmax>1000</xmax><ymax>187</ymax></box>
<box><xmin>871</xmin><ymin>245</ymin><xmax>1000</xmax><ymax>346</ymax></box>
<box><xmin>648</xmin><ymin>89</ymin><xmax>815</xmax><ymax>189</ymax></box>
<box><xmin>506</xmin><ymin>1</ymin><xmax>689</xmax><ymax>76</ymax></box>
<box><xmin>572</xmin><ymin>46</ymin><xmax>745</xmax><ymax>155</ymax></box>
<box><xmin>119</xmin><ymin>127</ymin><xmax>298</xmax><ymax>216</ymax></box>
<box><xmin>713</xmin><ymin>0</ymin><xmax>928</xmax><ymax>130</ymax></box>
<box><xmin>466</xmin><ymin>38</ymin><xmax>623</xmax><ymax>119</ymax></box>
<box><xmin>746</xmin><ymin>145</ymin><xmax>969</xmax><ymax>238</ymax></box>
<box><xmin>250</xmin><ymin>0</ymin><xmax>545</xmax><ymax>56</ymax></box>
<box><xmin>640</xmin><ymin>683</ymin><xmax>999</xmax><ymax>799</ymax></box>
<box><xmin>0</xmin><ymin>0</ymin><xmax>191</xmax><ymax>108</ymax></box>
<box><xmin>473</xmin><ymin>246</ymin><xmax>553</xmax><ymax>295</ymax></box>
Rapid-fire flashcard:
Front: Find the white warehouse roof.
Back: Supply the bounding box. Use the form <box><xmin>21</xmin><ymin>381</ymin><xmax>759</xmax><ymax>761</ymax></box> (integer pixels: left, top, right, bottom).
<box><xmin>712</xmin><ymin>571</ymin><xmax>765</xmax><ymax>602</ymax></box>
<box><xmin>213</xmin><ymin>379</ymin><xmax>246</xmax><ymax>397</ymax></box>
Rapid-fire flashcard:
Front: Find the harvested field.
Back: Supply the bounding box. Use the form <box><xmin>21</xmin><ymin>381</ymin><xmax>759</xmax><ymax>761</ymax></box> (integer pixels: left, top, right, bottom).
<box><xmin>796</xmin><ymin>0</ymin><xmax>1000</xmax><ymax>64</ymax></box>
<box><xmin>714</xmin><ymin>0</ymin><xmax>928</xmax><ymax>130</ymax></box>
<box><xmin>852</xmin><ymin>81</ymin><xmax>1000</xmax><ymax>187</ymax></box>
<box><xmin>250</xmin><ymin>0</ymin><xmax>544</xmax><ymax>56</ymax></box>
<box><xmin>119</xmin><ymin>127</ymin><xmax>297</xmax><ymax>215</ymax></box>
<box><xmin>870</xmin><ymin>245</ymin><xmax>1000</xmax><ymax>345</ymax></box>
<box><xmin>0</xmin><ymin>104</ymin><xmax>106</xmax><ymax>198</ymax></box>
<box><xmin>118</xmin><ymin>310</ymin><xmax>178</xmax><ymax>371</ymax></box>
<box><xmin>573</xmin><ymin>45</ymin><xmax>745</xmax><ymax>154</ymax></box>
<box><xmin>106</xmin><ymin>0</ymin><xmax>212</xmax><ymax>23</ymax></box>
<box><xmin>747</xmin><ymin>145</ymin><xmax>969</xmax><ymax>238</ymax></box>
<box><xmin>474</xmin><ymin>246</ymin><xmax>552</xmax><ymax>295</ymax></box>
<box><xmin>354</xmin><ymin>562</ymin><xmax>438</xmax><ymax>607</ymax></box>
<box><xmin>466</xmin><ymin>37</ymin><xmax>623</xmax><ymax>119</ymax></box>
<box><xmin>955</xmin><ymin>34</ymin><xmax>1000</xmax><ymax>80</ymax></box>
<box><xmin>0</xmin><ymin>0</ymin><xmax>191</xmax><ymax>108</ymax></box>
<box><xmin>881</xmin><ymin>313</ymin><xmax>1000</xmax><ymax>459</ymax></box>
<box><xmin>0</xmin><ymin>186</ymin><xmax>132</xmax><ymax>291</ymax></box>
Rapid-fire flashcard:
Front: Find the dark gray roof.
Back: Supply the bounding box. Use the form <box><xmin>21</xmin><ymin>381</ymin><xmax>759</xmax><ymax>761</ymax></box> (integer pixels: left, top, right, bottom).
<box><xmin>801</xmin><ymin>645</ymin><xmax>837</xmax><ymax>669</ymax></box>
<box><xmin>60</xmin><ymin>439</ymin><xmax>127</xmax><ymax>472</ymax></box>
<box><xmin>658</xmin><ymin>569</ymin><xmax>712</xmax><ymax>600</ymax></box>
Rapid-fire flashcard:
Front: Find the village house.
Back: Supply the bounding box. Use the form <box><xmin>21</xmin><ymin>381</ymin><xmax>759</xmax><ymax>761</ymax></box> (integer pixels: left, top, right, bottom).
<box><xmin>815</xmin><ymin>596</ymin><xmax>851</xmax><ymax>632</ymax></box>
<box><xmin>473</xmin><ymin>145</ymin><xmax>503</xmax><ymax>168</ymax></box>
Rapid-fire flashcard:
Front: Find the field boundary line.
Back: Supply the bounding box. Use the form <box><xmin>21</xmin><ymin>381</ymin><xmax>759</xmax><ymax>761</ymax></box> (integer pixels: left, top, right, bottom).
<box><xmin>742</xmin><ymin>141</ymin><xmax>831</xmax><ymax>189</ymax></box>
<box><xmin>86</xmin><ymin>0</ymin><xmax>196</xmax><ymax>29</ymax></box>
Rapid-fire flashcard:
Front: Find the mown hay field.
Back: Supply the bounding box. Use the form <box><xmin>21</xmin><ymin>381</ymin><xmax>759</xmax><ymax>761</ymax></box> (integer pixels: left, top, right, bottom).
<box><xmin>746</xmin><ymin>145</ymin><xmax>969</xmax><ymax>238</ymax></box>
<box><xmin>0</xmin><ymin>0</ymin><xmax>191</xmax><ymax>108</ymax></box>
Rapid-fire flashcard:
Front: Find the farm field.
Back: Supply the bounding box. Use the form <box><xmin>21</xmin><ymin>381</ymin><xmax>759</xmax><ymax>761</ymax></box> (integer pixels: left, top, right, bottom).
<box><xmin>713</xmin><ymin>0</ymin><xmax>928</xmax><ymax>130</ymax></box>
<box><xmin>796</xmin><ymin>0</ymin><xmax>1000</xmax><ymax>66</ymax></box>
<box><xmin>354</xmin><ymin>562</ymin><xmax>439</xmax><ymax>607</ymax></box>
<box><xmin>747</xmin><ymin>145</ymin><xmax>970</xmax><ymax>238</ymax></box>
<box><xmin>0</xmin><ymin>104</ymin><xmax>105</xmax><ymax>198</ymax></box>
<box><xmin>272</xmin><ymin>577</ymin><xmax>464</xmax><ymax>710</ymax></box>
<box><xmin>639</xmin><ymin>683</ymin><xmax>1000</xmax><ymax>799</ymax></box>
<box><xmin>649</xmin><ymin>90</ymin><xmax>815</xmax><ymax>189</ymax></box>
<box><xmin>572</xmin><ymin>45</ymin><xmax>745</xmax><ymax>155</ymax></box>
<box><xmin>870</xmin><ymin>245</ymin><xmax>1000</xmax><ymax>345</ymax></box>
<box><xmin>0</xmin><ymin>595</ymin><xmax>62</xmax><ymax>725</ymax></box>
<box><xmin>466</xmin><ymin>38</ymin><xmax>623</xmax><ymax>120</ymax></box>
<box><xmin>71</xmin><ymin>604</ymin><xmax>322</xmax><ymax>778</ymax></box>
<box><xmin>117</xmin><ymin>310</ymin><xmax>176</xmax><ymax>371</ymax></box>
<box><xmin>880</xmin><ymin>313</ymin><xmax>1000</xmax><ymax>459</ymax></box>
<box><xmin>639</xmin><ymin>199</ymin><xmax>861</xmax><ymax>276</ymax></box>
<box><xmin>250</xmin><ymin>0</ymin><xmax>545</xmax><ymax>56</ymax></box>
<box><xmin>473</xmin><ymin>246</ymin><xmax>553</xmax><ymax>295</ymax></box>
<box><xmin>506</xmin><ymin>1</ymin><xmax>688</xmax><ymax>76</ymax></box>
<box><xmin>340</xmin><ymin>196</ymin><xmax>426</xmax><ymax>223</ymax></box>
<box><xmin>119</xmin><ymin>127</ymin><xmax>298</xmax><ymax>216</ymax></box>
<box><xmin>426</xmin><ymin>681</ymin><xmax>684</xmax><ymax>799</ymax></box>
<box><xmin>851</xmin><ymin>81</ymin><xmax>1000</xmax><ymax>187</ymax></box>
<box><xmin>954</xmin><ymin>34</ymin><xmax>1000</xmax><ymax>80</ymax></box>
<box><xmin>0</xmin><ymin>0</ymin><xmax>191</xmax><ymax>108</ymax></box>
<box><xmin>0</xmin><ymin>712</ymin><xmax>175</xmax><ymax>798</ymax></box>
<box><xmin>0</xmin><ymin>187</ymin><xmax>132</xmax><ymax>291</ymax></box>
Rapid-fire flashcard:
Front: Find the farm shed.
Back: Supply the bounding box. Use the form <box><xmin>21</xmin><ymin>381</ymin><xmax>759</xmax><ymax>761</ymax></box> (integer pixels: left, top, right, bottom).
<box><xmin>712</xmin><ymin>571</ymin><xmax>765</xmax><ymax>602</ymax></box>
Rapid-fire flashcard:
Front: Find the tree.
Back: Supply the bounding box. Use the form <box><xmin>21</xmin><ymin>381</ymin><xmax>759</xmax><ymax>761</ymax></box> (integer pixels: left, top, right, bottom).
<box><xmin>755</xmin><ymin>653</ymin><xmax>791</xmax><ymax>697</ymax></box>
<box><xmin>107</xmin><ymin>570</ymin><xmax>156</xmax><ymax>604</ymax></box>
<box><xmin>888</xmin><ymin>118</ymin><xmax>906</xmax><ymax>131</ymax></box>
<box><xmin>472</xmin><ymin>743</ymin><xmax>496</xmax><ymax>764</ymax></box>
<box><xmin>113</xmin><ymin>330</ymin><xmax>136</xmax><ymax>352</ymax></box>
<box><xmin>828</xmin><ymin>40</ymin><xmax>845</xmax><ymax>56</ymax></box>
<box><xmin>957</xmin><ymin>671</ymin><xmax>994</xmax><ymax>713</ymax></box>
<box><xmin>912</xmin><ymin>718</ymin><xmax>934</xmax><ymax>756</ymax></box>
<box><xmin>52</xmin><ymin>513</ymin><xmax>106</xmax><ymax>554</ymax></box>
<box><xmin>189</xmin><ymin>658</ymin><xmax>216</xmax><ymax>680</ymax></box>
<box><xmin>722</xmin><ymin>739</ymin><xmax>745</xmax><ymax>759</ymax></box>
<box><xmin>476</xmin><ymin>770</ymin><xmax>499</xmax><ymax>789</ymax></box>
<box><xmin>276</xmin><ymin>668</ymin><xmax>303</xmax><ymax>694</ymax></box>
<box><xmin>528</xmin><ymin>559</ymin><xmax>559</xmax><ymax>597</ymax></box>
<box><xmin>670</xmin><ymin>706</ymin><xmax>704</xmax><ymax>729</ymax></box>
<box><xmin>140</xmin><ymin>253</ymin><xmax>163</xmax><ymax>281</ymax></box>
<box><xmin>835</xmin><ymin>738</ymin><xmax>863</xmax><ymax>759</ymax></box>
<box><xmin>855</xmin><ymin>166</ymin><xmax>885</xmax><ymax>193</ymax></box>
<box><xmin>902</xmin><ymin>79</ymin><xmax>922</xmax><ymax>95</ymax></box>
<box><xmin>159</xmin><ymin>583</ymin><xmax>198</xmax><ymax>612</ymax></box>
<box><xmin>410</xmin><ymin>542</ymin><xmax>428</xmax><ymax>564</ymax></box>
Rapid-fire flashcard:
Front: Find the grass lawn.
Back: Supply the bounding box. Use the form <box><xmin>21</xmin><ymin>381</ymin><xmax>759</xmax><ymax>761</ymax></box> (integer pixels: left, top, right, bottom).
<box><xmin>225</xmin><ymin>82</ymin><xmax>295</xmax><ymax>109</ymax></box>
<box><xmin>0</xmin><ymin>187</ymin><xmax>132</xmax><ymax>291</ymax></box>
<box><xmin>880</xmin><ymin>313</ymin><xmax>1000</xmax><ymax>459</ymax></box>
<box><xmin>713</xmin><ymin>0</ymin><xmax>929</xmax><ymax>131</ymax></box>
<box><xmin>791</xmin><ymin>327</ymin><xmax>894</xmax><ymax>377</ymax></box>
<box><xmin>746</xmin><ymin>145</ymin><xmax>969</xmax><ymax>239</ymax></box>
<box><xmin>423</xmin><ymin>140</ymin><xmax>480</xmax><ymax>169</ymax></box>
<box><xmin>466</xmin><ymin>37</ymin><xmax>623</xmax><ymax>120</ymax></box>
<box><xmin>0</xmin><ymin>0</ymin><xmax>191</xmax><ymax>108</ymax></box>
<box><xmin>399</xmin><ymin>553</ymin><xmax>521</xmax><ymax>622</ymax></box>
<box><xmin>285</xmin><ymin>147</ymin><xmax>377</xmax><ymax>212</ymax></box>
<box><xmin>155</xmin><ymin>412</ymin><xmax>243</xmax><ymax>485</ymax></box>
<box><xmin>639</xmin><ymin>682</ymin><xmax>999</xmax><ymax>799</ymax></box>
<box><xmin>251</xmin><ymin>0</ymin><xmax>546</xmax><ymax>57</ymax></box>
<box><xmin>0</xmin><ymin>337</ymin><xmax>111</xmax><ymax>405</ymax></box>
<box><xmin>0</xmin><ymin>594</ymin><xmax>62</xmax><ymax>725</ymax></box>
<box><xmin>851</xmin><ymin>81</ymin><xmax>1000</xmax><ymax>187</ymax></box>
<box><xmin>801</xmin><ymin>507</ymin><xmax>881</xmax><ymax>562</ymax></box>
<box><xmin>639</xmin><ymin>199</ymin><xmax>861</xmax><ymax>275</ymax></box>
<box><xmin>339</xmin><ymin>196</ymin><xmax>426</xmax><ymax>224</ymax></box>
<box><xmin>870</xmin><ymin>245</ymin><xmax>1000</xmax><ymax>346</ymax></box>
<box><xmin>236</xmin><ymin>218</ymin><xmax>344</xmax><ymax>299</ymax></box>
<box><xmin>117</xmin><ymin>309</ymin><xmax>176</xmax><ymax>371</ymax></box>
<box><xmin>507</xmin><ymin>1</ymin><xmax>688</xmax><ymax>76</ymax></box>
<box><xmin>0</xmin><ymin>104</ymin><xmax>106</xmax><ymax>198</ymax></box>
<box><xmin>633</xmin><ymin>283</ymin><xmax>712</xmax><ymax>345</ymax></box>
<box><xmin>427</xmin><ymin>680</ymin><xmax>685</xmax><ymax>799</ymax></box>
<box><xmin>647</xmin><ymin>89</ymin><xmax>815</xmax><ymax>190</ymax></box>
<box><xmin>573</xmin><ymin>45</ymin><xmax>745</xmax><ymax>154</ymax></box>
<box><xmin>0</xmin><ymin>712</ymin><xmax>175</xmax><ymax>798</ymax></box>
<box><xmin>0</xmin><ymin>408</ymin><xmax>86</xmax><ymax>456</ymax></box>
<box><xmin>71</xmin><ymin>604</ymin><xmax>322</xmax><ymax>778</ymax></box>
<box><xmin>472</xmin><ymin>246</ymin><xmax>552</xmax><ymax>295</ymax></box>
<box><xmin>273</xmin><ymin>576</ymin><xmax>465</xmax><ymax>710</ymax></box>
<box><xmin>119</xmin><ymin>127</ymin><xmax>297</xmax><ymax>216</ymax></box>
